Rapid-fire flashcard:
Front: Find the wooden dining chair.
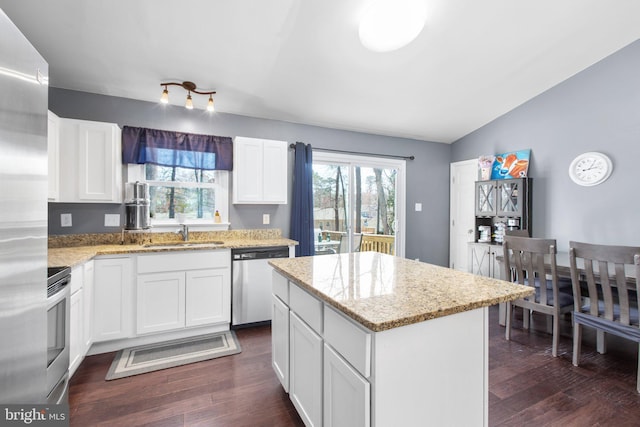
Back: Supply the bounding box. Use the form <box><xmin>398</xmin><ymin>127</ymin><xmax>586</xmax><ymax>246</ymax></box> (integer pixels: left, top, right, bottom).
<box><xmin>503</xmin><ymin>236</ymin><xmax>574</xmax><ymax>357</ymax></box>
<box><xmin>569</xmin><ymin>241</ymin><xmax>640</xmax><ymax>392</ymax></box>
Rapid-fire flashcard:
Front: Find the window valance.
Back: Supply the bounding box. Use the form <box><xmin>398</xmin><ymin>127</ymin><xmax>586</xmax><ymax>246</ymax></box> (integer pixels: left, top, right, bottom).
<box><xmin>122</xmin><ymin>126</ymin><xmax>233</xmax><ymax>171</ymax></box>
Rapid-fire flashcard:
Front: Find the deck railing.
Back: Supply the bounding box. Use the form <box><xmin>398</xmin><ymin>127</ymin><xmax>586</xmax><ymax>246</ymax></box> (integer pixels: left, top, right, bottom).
<box><xmin>360</xmin><ymin>234</ymin><xmax>395</xmax><ymax>255</ymax></box>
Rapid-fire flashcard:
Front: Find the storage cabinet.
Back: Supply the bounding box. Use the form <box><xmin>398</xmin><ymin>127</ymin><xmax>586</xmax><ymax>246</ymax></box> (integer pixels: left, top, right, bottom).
<box><xmin>468</xmin><ymin>243</ymin><xmax>504</xmax><ymax>279</ymax></box>
<box><xmin>136</xmin><ymin>250</ymin><xmax>231</xmax><ymax>335</ymax></box>
<box><xmin>232</xmin><ymin>136</ymin><xmax>288</xmax><ymax>204</ymax></box>
<box><xmin>69</xmin><ymin>261</ymin><xmax>94</xmax><ymax>377</ymax></box>
<box><xmin>47</xmin><ymin>111</ymin><xmax>60</xmax><ymax>201</ymax></box>
<box><xmin>56</xmin><ymin>118</ymin><xmax>123</xmax><ymax>203</ymax></box>
<box><xmin>324</xmin><ymin>344</ymin><xmax>370</xmax><ymax>427</ymax></box>
<box><xmin>290</xmin><ymin>311</ymin><xmax>323</xmax><ymax>427</ymax></box>
<box><xmin>93</xmin><ymin>256</ymin><xmax>133</xmax><ymax>342</ymax></box>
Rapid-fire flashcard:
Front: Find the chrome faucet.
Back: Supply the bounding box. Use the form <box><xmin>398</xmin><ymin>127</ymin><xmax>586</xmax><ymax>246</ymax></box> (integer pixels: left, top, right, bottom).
<box><xmin>177</xmin><ymin>224</ymin><xmax>189</xmax><ymax>241</ymax></box>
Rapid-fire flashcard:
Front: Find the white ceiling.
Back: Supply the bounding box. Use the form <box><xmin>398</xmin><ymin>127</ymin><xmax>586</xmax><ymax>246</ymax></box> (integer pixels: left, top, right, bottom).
<box><xmin>2</xmin><ymin>0</ymin><xmax>639</xmax><ymax>143</ymax></box>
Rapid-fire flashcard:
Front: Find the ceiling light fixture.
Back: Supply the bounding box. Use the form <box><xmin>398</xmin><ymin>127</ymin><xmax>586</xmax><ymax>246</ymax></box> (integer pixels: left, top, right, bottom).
<box><xmin>358</xmin><ymin>0</ymin><xmax>427</xmax><ymax>52</ymax></box>
<box><xmin>159</xmin><ymin>81</ymin><xmax>216</xmax><ymax>112</ymax></box>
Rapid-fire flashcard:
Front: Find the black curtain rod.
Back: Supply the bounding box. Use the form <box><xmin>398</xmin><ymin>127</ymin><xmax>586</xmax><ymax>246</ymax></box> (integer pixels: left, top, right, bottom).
<box><xmin>289</xmin><ymin>143</ymin><xmax>414</xmax><ymax>161</ymax></box>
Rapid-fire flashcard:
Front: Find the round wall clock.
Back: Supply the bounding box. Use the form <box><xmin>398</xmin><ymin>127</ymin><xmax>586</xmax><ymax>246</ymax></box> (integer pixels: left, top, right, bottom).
<box><xmin>568</xmin><ymin>152</ymin><xmax>613</xmax><ymax>186</ymax></box>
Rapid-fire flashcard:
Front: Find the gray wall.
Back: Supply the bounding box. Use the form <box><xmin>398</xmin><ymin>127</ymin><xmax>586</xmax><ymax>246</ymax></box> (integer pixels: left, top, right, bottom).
<box><xmin>452</xmin><ymin>39</ymin><xmax>640</xmax><ymax>252</ymax></box>
<box><xmin>48</xmin><ymin>88</ymin><xmax>452</xmax><ymax>266</ymax></box>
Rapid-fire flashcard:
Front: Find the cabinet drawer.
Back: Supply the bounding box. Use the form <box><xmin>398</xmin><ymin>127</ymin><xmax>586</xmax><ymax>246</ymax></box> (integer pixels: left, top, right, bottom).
<box><xmin>137</xmin><ymin>250</ymin><xmax>230</xmax><ymax>274</ymax></box>
<box><xmin>289</xmin><ymin>284</ymin><xmax>322</xmax><ymax>334</ymax></box>
<box><xmin>324</xmin><ymin>305</ymin><xmax>371</xmax><ymax>378</ymax></box>
<box><xmin>272</xmin><ymin>271</ymin><xmax>289</xmax><ymax>304</ymax></box>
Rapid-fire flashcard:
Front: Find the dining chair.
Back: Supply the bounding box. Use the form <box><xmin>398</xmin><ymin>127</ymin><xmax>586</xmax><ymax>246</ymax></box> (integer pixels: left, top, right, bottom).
<box><xmin>503</xmin><ymin>236</ymin><xmax>574</xmax><ymax>357</ymax></box>
<box><xmin>339</xmin><ymin>234</ymin><xmax>362</xmax><ymax>253</ymax></box>
<box><xmin>569</xmin><ymin>241</ymin><xmax>640</xmax><ymax>392</ymax></box>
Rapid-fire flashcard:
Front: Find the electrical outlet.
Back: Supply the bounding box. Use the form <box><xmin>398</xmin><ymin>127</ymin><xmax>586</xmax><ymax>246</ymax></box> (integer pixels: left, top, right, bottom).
<box><xmin>104</xmin><ymin>214</ymin><xmax>120</xmax><ymax>227</ymax></box>
<box><xmin>61</xmin><ymin>213</ymin><xmax>72</xmax><ymax>227</ymax></box>
<box><xmin>263</xmin><ymin>214</ymin><xmax>270</xmax><ymax>225</ymax></box>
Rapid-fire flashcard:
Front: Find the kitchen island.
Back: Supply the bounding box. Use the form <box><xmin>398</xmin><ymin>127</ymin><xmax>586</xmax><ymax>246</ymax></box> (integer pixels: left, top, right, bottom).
<box><xmin>269</xmin><ymin>252</ymin><xmax>532</xmax><ymax>427</ymax></box>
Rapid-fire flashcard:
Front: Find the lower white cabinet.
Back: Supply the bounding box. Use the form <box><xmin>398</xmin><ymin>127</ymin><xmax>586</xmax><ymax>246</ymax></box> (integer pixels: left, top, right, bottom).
<box><xmin>272</xmin><ymin>295</ymin><xmax>290</xmax><ymax>391</ymax></box>
<box><xmin>137</xmin><ymin>272</ymin><xmax>186</xmax><ymax>334</ymax></box>
<box><xmin>289</xmin><ymin>312</ymin><xmax>323</xmax><ymax>427</ymax></box>
<box><xmin>324</xmin><ymin>344</ymin><xmax>370</xmax><ymax>427</ymax></box>
<box><xmin>69</xmin><ymin>261</ymin><xmax>94</xmax><ymax>377</ymax></box>
<box><xmin>136</xmin><ymin>250</ymin><xmax>231</xmax><ymax>335</ymax></box>
<box><xmin>93</xmin><ymin>256</ymin><xmax>133</xmax><ymax>343</ymax></box>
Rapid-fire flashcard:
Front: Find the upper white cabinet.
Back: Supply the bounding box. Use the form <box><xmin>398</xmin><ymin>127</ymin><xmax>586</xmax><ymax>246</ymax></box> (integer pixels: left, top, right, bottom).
<box><xmin>56</xmin><ymin>117</ymin><xmax>123</xmax><ymax>203</ymax></box>
<box><xmin>233</xmin><ymin>136</ymin><xmax>288</xmax><ymax>204</ymax></box>
<box><xmin>47</xmin><ymin>111</ymin><xmax>60</xmax><ymax>201</ymax></box>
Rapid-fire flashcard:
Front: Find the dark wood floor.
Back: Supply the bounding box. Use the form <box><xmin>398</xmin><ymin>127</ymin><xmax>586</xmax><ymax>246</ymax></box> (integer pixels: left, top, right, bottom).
<box><xmin>69</xmin><ymin>306</ymin><xmax>640</xmax><ymax>426</ymax></box>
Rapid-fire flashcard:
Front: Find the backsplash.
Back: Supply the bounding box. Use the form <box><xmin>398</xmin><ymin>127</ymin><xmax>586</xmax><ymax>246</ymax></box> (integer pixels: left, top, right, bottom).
<box><xmin>48</xmin><ymin>229</ymin><xmax>284</xmax><ymax>248</ymax></box>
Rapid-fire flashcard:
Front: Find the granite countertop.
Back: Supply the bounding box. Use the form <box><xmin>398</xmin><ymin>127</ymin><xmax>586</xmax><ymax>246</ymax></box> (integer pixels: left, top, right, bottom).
<box><xmin>269</xmin><ymin>252</ymin><xmax>533</xmax><ymax>332</ymax></box>
<box><xmin>48</xmin><ymin>229</ymin><xmax>297</xmax><ymax>268</ymax></box>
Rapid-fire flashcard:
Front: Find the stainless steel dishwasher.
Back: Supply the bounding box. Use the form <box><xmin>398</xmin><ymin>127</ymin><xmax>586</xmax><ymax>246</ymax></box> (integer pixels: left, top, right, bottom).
<box><xmin>232</xmin><ymin>246</ymin><xmax>291</xmax><ymax>326</ymax></box>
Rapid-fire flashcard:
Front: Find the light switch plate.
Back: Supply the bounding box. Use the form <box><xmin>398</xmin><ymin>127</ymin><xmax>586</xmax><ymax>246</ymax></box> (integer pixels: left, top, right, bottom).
<box><xmin>415</xmin><ymin>203</ymin><xmax>422</xmax><ymax>212</ymax></box>
<box><xmin>61</xmin><ymin>213</ymin><xmax>72</xmax><ymax>227</ymax></box>
<box><xmin>104</xmin><ymin>214</ymin><xmax>120</xmax><ymax>227</ymax></box>
<box><xmin>263</xmin><ymin>214</ymin><xmax>270</xmax><ymax>225</ymax></box>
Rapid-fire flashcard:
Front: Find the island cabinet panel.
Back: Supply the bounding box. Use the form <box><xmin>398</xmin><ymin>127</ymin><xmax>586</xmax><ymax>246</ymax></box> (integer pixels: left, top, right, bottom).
<box><xmin>289</xmin><ymin>311</ymin><xmax>323</xmax><ymax>427</ymax></box>
<box><xmin>372</xmin><ymin>307</ymin><xmax>487</xmax><ymax>427</ymax></box>
<box><xmin>324</xmin><ymin>343</ymin><xmax>370</xmax><ymax>427</ymax></box>
<box><xmin>272</xmin><ymin>294</ymin><xmax>290</xmax><ymax>392</ymax></box>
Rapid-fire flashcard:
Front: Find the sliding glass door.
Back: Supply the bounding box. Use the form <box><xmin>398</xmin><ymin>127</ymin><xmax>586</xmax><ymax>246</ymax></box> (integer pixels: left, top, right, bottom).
<box><xmin>312</xmin><ymin>152</ymin><xmax>405</xmax><ymax>257</ymax></box>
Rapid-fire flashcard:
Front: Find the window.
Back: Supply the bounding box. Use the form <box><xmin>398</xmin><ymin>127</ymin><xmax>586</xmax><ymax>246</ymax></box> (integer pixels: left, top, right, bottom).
<box><xmin>127</xmin><ymin>164</ymin><xmax>228</xmax><ymax>226</ymax></box>
<box><xmin>312</xmin><ymin>152</ymin><xmax>405</xmax><ymax>257</ymax></box>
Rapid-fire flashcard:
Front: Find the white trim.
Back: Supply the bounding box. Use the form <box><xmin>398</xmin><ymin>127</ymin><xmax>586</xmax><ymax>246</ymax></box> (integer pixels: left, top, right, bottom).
<box><xmin>313</xmin><ymin>151</ymin><xmax>406</xmax><ymax>258</ymax></box>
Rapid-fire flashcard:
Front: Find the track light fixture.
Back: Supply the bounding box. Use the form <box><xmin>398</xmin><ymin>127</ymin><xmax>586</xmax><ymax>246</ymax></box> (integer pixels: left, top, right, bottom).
<box><xmin>160</xmin><ymin>81</ymin><xmax>216</xmax><ymax>112</ymax></box>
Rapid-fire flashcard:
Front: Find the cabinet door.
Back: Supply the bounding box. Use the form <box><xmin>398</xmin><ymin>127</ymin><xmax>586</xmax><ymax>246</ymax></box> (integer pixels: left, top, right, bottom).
<box><xmin>233</xmin><ymin>137</ymin><xmax>264</xmax><ymax>203</ymax></box>
<box><xmin>475</xmin><ymin>181</ymin><xmax>497</xmax><ymax>216</ymax></box>
<box><xmin>93</xmin><ymin>257</ymin><xmax>133</xmax><ymax>342</ymax></box>
<box><xmin>137</xmin><ymin>272</ymin><xmax>186</xmax><ymax>334</ymax></box>
<box><xmin>468</xmin><ymin>243</ymin><xmax>491</xmax><ymax>276</ymax></box>
<box><xmin>290</xmin><ymin>312</ymin><xmax>323</xmax><ymax>427</ymax></box>
<box><xmin>77</xmin><ymin>122</ymin><xmax>121</xmax><ymax>202</ymax></box>
<box><xmin>261</xmin><ymin>140</ymin><xmax>288</xmax><ymax>204</ymax></box>
<box><xmin>496</xmin><ymin>179</ymin><xmax>523</xmax><ymax>217</ymax></box>
<box><xmin>47</xmin><ymin>111</ymin><xmax>59</xmax><ymax>201</ymax></box>
<box><xmin>324</xmin><ymin>344</ymin><xmax>370</xmax><ymax>427</ymax></box>
<box><xmin>491</xmin><ymin>245</ymin><xmax>504</xmax><ymax>279</ymax></box>
<box><xmin>185</xmin><ymin>268</ymin><xmax>231</xmax><ymax>327</ymax></box>
<box><xmin>83</xmin><ymin>261</ymin><xmax>94</xmax><ymax>350</ymax></box>
<box><xmin>69</xmin><ymin>288</ymin><xmax>83</xmax><ymax>376</ymax></box>
<box><xmin>272</xmin><ymin>295</ymin><xmax>290</xmax><ymax>392</ymax></box>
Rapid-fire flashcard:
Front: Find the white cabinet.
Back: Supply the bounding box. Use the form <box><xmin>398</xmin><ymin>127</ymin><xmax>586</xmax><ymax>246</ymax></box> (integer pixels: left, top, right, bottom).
<box><xmin>69</xmin><ymin>261</ymin><xmax>94</xmax><ymax>377</ymax></box>
<box><xmin>137</xmin><ymin>272</ymin><xmax>186</xmax><ymax>334</ymax></box>
<box><xmin>323</xmin><ymin>344</ymin><xmax>370</xmax><ymax>427</ymax></box>
<box><xmin>47</xmin><ymin>111</ymin><xmax>60</xmax><ymax>201</ymax></box>
<box><xmin>136</xmin><ymin>250</ymin><xmax>231</xmax><ymax>335</ymax></box>
<box><xmin>232</xmin><ymin>136</ymin><xmax>288</xmax><ymax>204</ymax></box>
<box><xmin>93</xmin><ymin>257</ymin><xmax>133</xmax><ymax>342</ymax></box>
<box><xmin>290</xmin><ymin>311</ymin><xmax>323</xmax><ymax>427</ymax></box>
<box><xmin>57</xmin><ymin>118</ymin><xmax>122</xmax><ymax>203</ymax></box>
<box><xmin>272</xmin><ymin>294</ymin><xmax>290</xmax><ymax>391</ymax></box>
<box><xmin>82</xmin><ymin>261</ymin><xmax>94</xmax><ymax>351</ymax></box>
<box><xmin>69</xmin><ymin>286</ymin><xmax>83</xmax><ymax>376</ymax></box>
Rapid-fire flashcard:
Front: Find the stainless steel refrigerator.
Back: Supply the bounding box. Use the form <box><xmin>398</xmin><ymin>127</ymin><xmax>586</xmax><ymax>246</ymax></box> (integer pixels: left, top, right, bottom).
<box><xmin>0</xmin><ymin>9</ymin><xmax>49</xmax><ymax>403</ymax></box>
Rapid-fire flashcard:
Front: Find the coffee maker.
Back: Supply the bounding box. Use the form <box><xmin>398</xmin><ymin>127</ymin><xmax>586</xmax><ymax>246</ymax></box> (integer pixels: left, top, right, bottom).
<box><xmin>125</xmin><ymin>182</ymin><xmax>150</xmax><ymax>230</ymax></box>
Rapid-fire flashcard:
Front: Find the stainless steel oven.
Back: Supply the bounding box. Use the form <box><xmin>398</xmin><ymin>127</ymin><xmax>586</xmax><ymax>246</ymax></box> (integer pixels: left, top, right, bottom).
<box><xmin>46</xmin><ymin>267</ymin><xmax>71</xmax><ymax>404</ymax></box>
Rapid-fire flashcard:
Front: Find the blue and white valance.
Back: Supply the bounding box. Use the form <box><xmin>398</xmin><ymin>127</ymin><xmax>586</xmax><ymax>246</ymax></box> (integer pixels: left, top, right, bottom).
<box><xmin>122</xmin><ymin>126</ymin><xmax>233</xmax><ymax>171</ymax></box>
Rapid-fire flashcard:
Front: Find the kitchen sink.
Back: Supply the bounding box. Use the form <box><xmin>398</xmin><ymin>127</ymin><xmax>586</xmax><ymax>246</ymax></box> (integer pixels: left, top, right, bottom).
<box><xmin>142</xmin><ymin>241</ymin><xmax>224</xmax><ymax>249</ymax></box>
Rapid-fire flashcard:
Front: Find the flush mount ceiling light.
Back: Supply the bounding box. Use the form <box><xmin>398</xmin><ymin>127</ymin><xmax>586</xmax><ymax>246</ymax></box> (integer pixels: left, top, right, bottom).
<box><xmin>358</xmin><ymin>0</ymin><xmax>427</xmax><ymax>52</ymax></box>
<box><xmin>160</xmin><ymin>81</ymin><xmax>216</xmax><ymax>112</ymax></box>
